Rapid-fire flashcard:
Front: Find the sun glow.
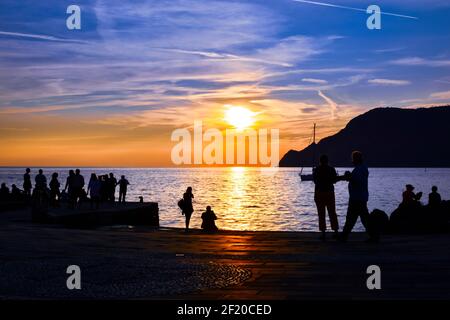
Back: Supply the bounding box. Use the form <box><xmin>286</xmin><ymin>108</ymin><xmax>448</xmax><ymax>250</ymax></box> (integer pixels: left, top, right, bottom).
<box><xmin>224</xmin><ymin>105</ymin><xmax>256</xmax><ymax>130</ymax></box>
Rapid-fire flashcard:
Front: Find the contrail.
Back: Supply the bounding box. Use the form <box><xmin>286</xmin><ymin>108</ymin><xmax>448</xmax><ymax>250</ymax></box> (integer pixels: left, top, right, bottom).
<box><xmin>318</xmin><ymin>90</ymin><xmax>338</xmax><ymax>119</ymax></box>
<box><xmin>293</xmin><ymin>0</ymin><xmax>418</xmax><ymax>20</ymax></box>
<box><xmin>0</xmin><ymin>31</ymin><xmax>88</xmax><ymax>43</ymax></box>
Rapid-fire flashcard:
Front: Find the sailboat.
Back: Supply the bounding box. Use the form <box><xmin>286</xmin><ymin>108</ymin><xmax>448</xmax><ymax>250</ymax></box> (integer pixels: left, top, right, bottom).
<box><xmin>299</xmin><ymin>123</ymin><xmax>316</xmax><ymax>182</ymax></box>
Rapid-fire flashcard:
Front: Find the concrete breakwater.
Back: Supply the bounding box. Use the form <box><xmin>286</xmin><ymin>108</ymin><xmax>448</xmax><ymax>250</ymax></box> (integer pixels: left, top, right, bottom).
<box><xmin>36</xmin><ymin>202</ymin><xmax>159</xmax><ymax>228</ymax></box>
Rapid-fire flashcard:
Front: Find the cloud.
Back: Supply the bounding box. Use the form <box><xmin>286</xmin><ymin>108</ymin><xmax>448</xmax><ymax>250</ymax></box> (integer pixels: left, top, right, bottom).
<box><xmin>318</xmin><ymin>90</ymin><xmax>338</xmax><ymax>119</ymax></box>
<box><xmin>368</xmin><ymin>79</ymin><xmax>411</xmax><ymax>86</ymax></box>
<box><xmin>390</xmin><ymin>57</ymin><xmax>450</xmax><ymax>67</ymax></box>
<box><xmin>430</xmin><ymin>90</ymin><xmax>450</xmax><ymax>100</ymax></box>
<box><xmin>254</xmin><ymin>36</ymin><xmax>324</xmax><ymax>67</ymax></box>
<box><xmin>302</xmin><ymin>78</ymin><xmax>328</xmax><ymax>84</ymax></box>
<box><xmin>375</xmin><ymin>47</ymin><xmax>404</xmax><ymax>54</ymax></box>
<box><xmin>156</xmin><ymin>48</ymin><xmax>294</xmax><ymax>67</ymax></box>
<box><xmin>0</xmin><ymin>0</ymin><xmax>339</xmax><ymax>116</ymax></box>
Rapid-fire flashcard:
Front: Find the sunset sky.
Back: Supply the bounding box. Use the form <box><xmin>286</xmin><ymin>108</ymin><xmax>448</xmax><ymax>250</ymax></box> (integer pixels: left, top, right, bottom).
<box><xmin>1</xmin><ymin>0</ymin><xmax>450</xmax><ymax>166</ymax></box>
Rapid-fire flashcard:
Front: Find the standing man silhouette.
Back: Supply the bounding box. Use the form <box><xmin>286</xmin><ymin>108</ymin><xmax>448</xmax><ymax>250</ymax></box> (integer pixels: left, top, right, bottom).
<box><xmin>23</xmin><ymin>168</ymin><xmax>32</xmax><ymax>196</ymax></box>
<box><xmin>339</xmin><ymin>151</ymin><xmax>373</xmax><ymax>242</ymax></box>
<box><xmin>35</xmin><ymin>169</ymin><xmax>47</xmax><ymax>189</ymax></box>
<box><xmin>73</xmin><ymin>169</ymin><xmax>85</xmax><ymax>207</ymax></box>
<box><xmin>108</xmin><ymin>173</ymin><xmax>117</xmax><ymax>202</ymax></box>
<box><xmin>313</xmin><ymin>154</ymin><xmax>339</xmax><ymax>240</ymax></box>
<box><xmin>118</xmin><ymin>175</ymin><xmax>130</xmax><ymax>203</ymax></box>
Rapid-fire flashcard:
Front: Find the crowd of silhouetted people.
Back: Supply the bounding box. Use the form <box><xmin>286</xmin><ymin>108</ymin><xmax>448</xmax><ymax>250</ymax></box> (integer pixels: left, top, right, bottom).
<box><xmin>312</xmin><ymin>151</ymin><xmax>450</xmax><ymax>242</ymax></box>
<box><xmin>1</xmin><ymin>164</ymin><xmax>449</xmax><ymax>236</ymax></box>
<box><xmin>0</xmin><ymin>168</ymin><xmax>130</xmax><ymax>210</ymax></box>
<box><xmin>388</xmin><ymin>184</ymin><xmax>450</xmax><ymax>234</ymax></box>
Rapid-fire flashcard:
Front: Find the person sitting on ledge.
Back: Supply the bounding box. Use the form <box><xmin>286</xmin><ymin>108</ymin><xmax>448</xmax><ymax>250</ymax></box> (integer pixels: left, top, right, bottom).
<box><xmin>0</xmin><ymin>183</ymin><xmax>10</xmax><ymax>201</ymax></box>
<box><xmin>402</xmin><ymin>184</ymin><xmax>422</xmax><ymax>206</ymax></box>
<box><xmin>201</xmin><ymin>206</ymin><xmax>218</xmax><ymax>233</ymax></box>
<box><xmin>428</xmin><ymin>186</ymin><xmax>442</xmax><ymax>208</ymax></box>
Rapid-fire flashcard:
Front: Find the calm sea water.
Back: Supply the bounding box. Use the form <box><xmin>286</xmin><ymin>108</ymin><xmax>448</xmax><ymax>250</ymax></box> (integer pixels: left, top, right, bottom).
<box><xmin>1</xmin><ymin>167</ymin><xmax>449</xmax><ymax>231</ymax></box>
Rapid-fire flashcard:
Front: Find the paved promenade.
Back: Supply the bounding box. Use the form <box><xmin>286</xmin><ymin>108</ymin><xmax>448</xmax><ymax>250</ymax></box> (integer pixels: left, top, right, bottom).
<box><xmin>0</xmin><ymin>209</ymin><xmax>449</xmax><ymax>299</ymax></box>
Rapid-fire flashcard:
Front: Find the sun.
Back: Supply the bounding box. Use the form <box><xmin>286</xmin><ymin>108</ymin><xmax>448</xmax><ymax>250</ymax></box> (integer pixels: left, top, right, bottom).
<box><xmin>224</xmin><ymin>106</ymin><xmax>256</xmax><ymax>130</ymax></box>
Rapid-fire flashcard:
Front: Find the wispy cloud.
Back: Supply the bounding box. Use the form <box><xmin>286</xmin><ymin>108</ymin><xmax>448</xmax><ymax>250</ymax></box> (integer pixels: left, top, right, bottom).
<box><xmin>156</xmin><ymin>48</ymin><xmax>294</xmax><ymax>67</ymax></box>
<box><xmin>0</xmin><ymin>31</ymin><xmax>87</xmax><ymax>44</ymax></box>
<box><xmin>368</xmin><ymin>79</ymin><xmax>411</xmax><ymax>86</ymax></box>
<box><xmin>375</xmin><ymin>47</ymin><xmax>405</xmax><ymax>54</ymax></box>
<box><xmin>302</xmin><ymin>78</ymin><xmax>328</xmax><ymax>84</ymax></box>
<box><xmin>430</xmin><ymin>90</ymin><xmax>450</xmax><ymax>100</ymax></box>
<box><xmin>390</xmin><ymin>57</ymin><xmax>450</xmax><ymax>67</ymax></box>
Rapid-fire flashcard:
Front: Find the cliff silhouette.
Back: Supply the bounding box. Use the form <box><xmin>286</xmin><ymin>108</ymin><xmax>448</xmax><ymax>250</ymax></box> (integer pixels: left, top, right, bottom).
<box><xmin>279</xmin><ymin>106</ymin><xmax>450</xmax><ymax>167</ymax></box>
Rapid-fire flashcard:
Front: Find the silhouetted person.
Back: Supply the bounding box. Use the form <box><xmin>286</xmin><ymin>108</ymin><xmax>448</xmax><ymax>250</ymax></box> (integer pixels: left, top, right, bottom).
<box><xmin>339</xmin><ymin>151</ymin><xmax>373</xmax><ymax>242</ymax></box>
<box><xmin>87</xmin><ymin>173</ymin><xmax>101</xmax><ymax>209</ymax></box>
<box><xmin>108</xmin><ymin>173</ymin><xmax>117</xmax><ymax>202</ymax></box>
<box><xmin>390</xmin><ymin>185</ymin><xmax>424</xmax><ymax>234</ymax></box>
<box><xmin>11</xmin><ymin>184</ymin><xmax>23</xmax><ymax>202</ymax></box>
<box><xmin>201</xmin><ymin>206</ymin><xmax>218</xmax><ymax>232</ymax></box>
<box><xmin>402</xmin><ymin>184</ymin><xmax>422</xmax><ymax>205</ymax></box>
<box><xmin>60</xmin><ymin>190</ymin><xmax>69</xmax><ymax>203</ymax></box>
<box><xmin>35</xmin><ymin>169</ymin><xmax>47</xmax><ymax>189</ymax></box>
<box><xmin>100</xmin><ymin>175</ymin><xmax>109</xmax><ymax>201</ymax></box>
<box><xmin>313</xmin><ymin>154</ymin><xmax>339</xmax><ymax>240</ymax></box>
<box><xmin>0</xmin><ymin>183</ymin><xmax>10</xmax><ymax>201</ymax></box>
<box><xmin>428</xmin><ymin>186</ymin><xmax>441</xmax><ymax>208</ymax></box>
<box><xmin>64</xmin><ymin>170</ymin><xmax>75</xmax><ymax>208</ymax></box>
<box><xmin>118</xmin><ymin>175</ymin><xmax>130</xmax><ymax>203</ymax></box>
<box><xmin>182</xmin><ymin>187</ymin><xmax>194</xmax><ymax>232</ymax></box>
<box><xmin>23</xmin><ymin>168</ymin><xmax>32</xmax><ymax>196</ymax></box>
<box><xmin>72</xmin><ymin>169</ymin><xmax>85</xmax><ymax>208</ymax></box>
<box><xmin>49</xmin><ymin>172</ymin><xmax>61</xmax><ymax>207</ymax></box>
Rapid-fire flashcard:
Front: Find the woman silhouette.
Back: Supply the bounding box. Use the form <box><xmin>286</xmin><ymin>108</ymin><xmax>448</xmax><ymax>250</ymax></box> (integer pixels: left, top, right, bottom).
<box><xmin>182</xmin><ymin>187</ymin><xmax>194</xmax><ymax>232</ymax></box>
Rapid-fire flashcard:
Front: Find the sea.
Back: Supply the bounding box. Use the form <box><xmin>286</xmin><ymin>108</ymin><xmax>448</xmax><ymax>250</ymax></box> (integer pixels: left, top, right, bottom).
<box><xmin>1</xmin><ymin>167</ymin><xmax>449</xmax><ymax>232</ymax></box>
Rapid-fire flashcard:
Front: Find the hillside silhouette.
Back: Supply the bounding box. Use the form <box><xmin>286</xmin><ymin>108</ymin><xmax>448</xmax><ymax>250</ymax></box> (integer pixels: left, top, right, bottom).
<box><xmin>279</xmin><ymin>106</ymin><xmax>450</xmax><ymax>167</ymax></box>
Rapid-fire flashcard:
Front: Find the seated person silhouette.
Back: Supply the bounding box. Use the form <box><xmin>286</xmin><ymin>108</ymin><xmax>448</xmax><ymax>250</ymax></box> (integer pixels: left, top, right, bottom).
<box><xmin>428</xmin><ymin>186</ymin><xmax>442</xmax><ymax>208</ymax></box>
<box><xmin>0</xmin><ymin>183</ymin><xmax>10</xmax><ymax>201</ymax></box>
<box><xmin>201</xmin><ymin>206</ymin><xmax>218</xmax><ymax>232</ymax></box>
<box><xmin>402</xmin><ymin>184</ymin><xmax>422</xmax><ymax>205</ymax></box>
<box><xmin>11</xmin><ymin>184</ymin><xmax>23</xmax><ymax>201</ymax></box>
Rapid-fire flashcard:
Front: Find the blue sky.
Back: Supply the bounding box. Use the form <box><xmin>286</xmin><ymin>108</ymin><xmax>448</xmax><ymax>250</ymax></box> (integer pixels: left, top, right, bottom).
<box><xmin>0</xmin><ymin>0</ymin><xmax>449</xmax><ymax>165</ymax></box>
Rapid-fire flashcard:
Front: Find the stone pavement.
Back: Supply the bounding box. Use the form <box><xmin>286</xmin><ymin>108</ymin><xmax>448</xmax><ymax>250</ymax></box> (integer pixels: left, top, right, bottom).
<box><xmin>0</xmin><ymin>209</ymin><xmax>449</xmax><ymax>299</ymax></box>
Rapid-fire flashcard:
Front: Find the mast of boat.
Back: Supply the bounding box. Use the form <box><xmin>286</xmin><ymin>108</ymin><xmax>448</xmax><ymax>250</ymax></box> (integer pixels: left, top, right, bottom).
<box><xmin>299</xmin><ymin>123</ymin><xmax>316</xmax><ymax>175</ymax></box>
